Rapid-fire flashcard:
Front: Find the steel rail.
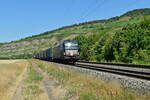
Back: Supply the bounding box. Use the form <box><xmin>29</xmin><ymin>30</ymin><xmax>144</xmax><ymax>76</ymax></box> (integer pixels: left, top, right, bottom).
<box><xmin>75</xmin><ymin>62</ymin><xmax>150</xmax><ymax>80</ymax></box>
<box><xmin>36</xmin><ymin>59</ymin><xmax>150</xmax><ymax>80</ymax></box>
<box><xmin>78</xmin><ymin>61</ymin><xmax>150</xmax><ymax>69</ymax></box>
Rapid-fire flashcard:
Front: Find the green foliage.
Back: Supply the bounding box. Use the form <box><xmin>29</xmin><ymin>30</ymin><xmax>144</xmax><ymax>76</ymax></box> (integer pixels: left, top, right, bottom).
<box><xmin>74</xmin><ymin>35</ymin><xmax>89</xmax><ymax>60</ymax></box>
<box><xmin>75</xmin><ymin>16</ymin><xmax>150</xmax><ymax>65</ymax></box>
<box><xmin>74</xmin><ymin>32</ymin><xmax>103</xmax><ymax>61</ymax></box>
<box><xmin>0</xmin><ymin>43</ymin><xmax>3</xmax><ymax>47</ymax></box>
<box><xmin>102</xmin><ymin>34</ymin><xmax>115</xmax><ymax>61</ymax></box>
<box><xmin>94</xmin><ymin>33</ymin><xmax>108</xmax><ymax>61</ymax></box>
<box><xmin>112</xmin><ymin>16</ymin><xmax>150</xmax><ymax>63</ymax></box>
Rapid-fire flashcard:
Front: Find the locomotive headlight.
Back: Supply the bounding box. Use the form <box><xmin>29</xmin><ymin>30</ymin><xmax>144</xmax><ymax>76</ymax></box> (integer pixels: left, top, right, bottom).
<box><xmin>66</xmin><ymin>43</ymin><xmax>71</xmax><ymax>47</ymax></box>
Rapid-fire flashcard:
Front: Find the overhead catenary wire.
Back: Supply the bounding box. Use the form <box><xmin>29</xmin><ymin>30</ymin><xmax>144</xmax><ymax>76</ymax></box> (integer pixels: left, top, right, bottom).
<box><xmin>77</xmin><ymin>0</ymin><xmax>142</xmax><ymax>23</ymax></box>
<box><xmin>78</xmin><ymin>0</ymin><xmax>109</xmax><ymax>22</ymax></box>
<box><xmin>63</xmin><ymin>0</ymin><xmax>142</xmax><ymax>26</ymax></box>
<box><xmin>117</xmin><ymin>0</ymin><xmax>140</xmax><ymax>13</ymax></box>
<box><xmin>78</xmin><ymin>0</ymin><xmax>99</xmax><ymax>21</ymax></box>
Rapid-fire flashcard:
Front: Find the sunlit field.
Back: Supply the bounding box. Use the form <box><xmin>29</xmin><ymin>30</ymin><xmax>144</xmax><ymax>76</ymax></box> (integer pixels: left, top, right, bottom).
<box><xmin>33</xmin><ymin>60</ymin><xmax>150</xmax><ymax>100</ymax></box>
<box><xmin>0</xmin><ymin>59</ymin><xmax>149</xmax><ymax>100</ymax></box>
<box><xmin>0</xmin><ymin>60</ymin><xmax>27</xmax><ymax>100</ymax></box>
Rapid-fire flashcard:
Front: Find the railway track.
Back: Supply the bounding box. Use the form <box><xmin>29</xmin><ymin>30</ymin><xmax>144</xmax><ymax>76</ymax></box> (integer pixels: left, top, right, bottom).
<box><xmin>75</xmin><ymin>61</ymin><xmax>150</xmax><ymax>81</ymax></box>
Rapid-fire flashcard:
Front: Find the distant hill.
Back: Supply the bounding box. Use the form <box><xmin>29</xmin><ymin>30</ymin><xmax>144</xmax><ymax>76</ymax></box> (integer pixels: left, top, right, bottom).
<box><xmin>122</xmin><ymin>8</ymin><xmax>150</xmax><ymax>17</ymax></box>
<box><xmin>0</xmin><ymin>8</ymin><xmax>150</xmax><ymax>65</ymax></box>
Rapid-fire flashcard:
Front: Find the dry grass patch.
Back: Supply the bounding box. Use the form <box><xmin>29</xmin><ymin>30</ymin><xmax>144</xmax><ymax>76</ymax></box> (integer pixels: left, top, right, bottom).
<box><xmin>119</xmin><ymin>16</ymin><xmax>131</xmax><ymax>21</ymax></box>
<box><xmin>0</xmin><ymin>60</ymin><xmax>27</xmax><ymax>100</ymax></box>
<box><xmin>21</xmin><ymin>61</ymin><xmax>48</xmax><ymax>100</ymax></box>
<box><xmin>33</xmin><ymin>60</ymin><xmax>150</xmax><ymax>100</ymax></box>
<box><xmin>22</xmin><ymin>85</ymin><xmax>44</xmax><ymax>100</ymax></box>
<box><xmin>0</xmin><ymin>60</ymin><xmax>20</xmax><ymax>64</ymax></box>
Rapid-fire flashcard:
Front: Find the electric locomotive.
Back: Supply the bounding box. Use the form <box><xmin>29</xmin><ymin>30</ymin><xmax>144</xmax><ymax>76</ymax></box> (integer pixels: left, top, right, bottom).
<box><xmin>52</xmin><ymin>40</ymin><xmax>80</xmax><ymax>63</ymax></box>
<box><xmin>34</xmin><ymin>40</ymin><xmax>80</xmax><ymax>63</ymax></box>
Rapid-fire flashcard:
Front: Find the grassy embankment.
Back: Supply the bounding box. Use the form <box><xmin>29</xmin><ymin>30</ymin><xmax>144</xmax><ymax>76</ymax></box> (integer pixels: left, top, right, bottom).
<box><xmin>0</xmin><ymin>60</ymin><xmax>27</xmax><ymax>100</ymax></box>
<box><xmin>33</xmin><ymin>60</ymin><xmax>150</xmax><ymax>100</ymax></box>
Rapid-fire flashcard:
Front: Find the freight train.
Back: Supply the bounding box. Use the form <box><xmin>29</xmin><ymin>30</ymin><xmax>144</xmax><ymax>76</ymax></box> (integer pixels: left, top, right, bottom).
<box><xmin>34</xmin><ymin>40</ymin><xmax>80</xmax><ymax>63</ymax></box>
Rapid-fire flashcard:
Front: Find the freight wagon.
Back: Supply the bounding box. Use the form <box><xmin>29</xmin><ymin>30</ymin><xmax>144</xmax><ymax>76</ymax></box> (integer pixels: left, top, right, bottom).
<box><xmin>34</xmin><ymin>40</ymin><xmax>80</xmax><ymax>63</ymax></box>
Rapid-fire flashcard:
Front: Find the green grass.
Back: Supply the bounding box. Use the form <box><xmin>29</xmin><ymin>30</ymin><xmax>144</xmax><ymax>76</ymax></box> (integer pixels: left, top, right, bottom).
<box><xmin>104</xmin><ymin>17</ymin><xmax>142</xmax><ymax>28</ymax></box>
<box><xmin>21</xmin><ymin>61</ymin><xmax>45</xmax><ymax>100</ymax></box>
<box><xmin>25</xmin><ymin>64</ymin><xmax>43</xmax><ymax>83</ymax></box>
<box><xmin>79</xmin><ymin>93</ymin><xmax>98</xmax><ymax>100</ymax></box>
<box><xmin>38</xmin><ymin>63</ymin><xmax>70</xmax><ymax>83</ymax></box>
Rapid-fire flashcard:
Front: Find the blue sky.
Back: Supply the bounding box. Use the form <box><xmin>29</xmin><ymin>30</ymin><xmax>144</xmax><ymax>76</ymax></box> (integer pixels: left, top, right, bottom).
<box><xmin>0</xmin><ymin>0</ymin><xmax>150</xmax><ymax>43</ymax></box>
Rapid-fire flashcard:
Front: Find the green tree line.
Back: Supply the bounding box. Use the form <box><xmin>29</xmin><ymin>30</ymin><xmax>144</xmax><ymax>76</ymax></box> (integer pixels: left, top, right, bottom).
<box><xmin>74</xmin><ymin>16</ymin><xmax>150</xmax><ymax>65</ymax></box>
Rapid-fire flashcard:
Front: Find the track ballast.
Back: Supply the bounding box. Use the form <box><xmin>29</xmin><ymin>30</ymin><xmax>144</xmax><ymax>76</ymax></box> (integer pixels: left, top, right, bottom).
<box><xmin>75</xmin><ymin>61</ymin><xmax>150</xmax><ymax>81</ymax></box>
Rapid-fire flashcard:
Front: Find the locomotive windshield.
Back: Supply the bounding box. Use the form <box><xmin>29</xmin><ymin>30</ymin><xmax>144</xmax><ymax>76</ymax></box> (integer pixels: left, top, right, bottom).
<box><xmin>64</xmin><ymin>42</ymin><xmax>79</xmax><ymax>49</ymax></box>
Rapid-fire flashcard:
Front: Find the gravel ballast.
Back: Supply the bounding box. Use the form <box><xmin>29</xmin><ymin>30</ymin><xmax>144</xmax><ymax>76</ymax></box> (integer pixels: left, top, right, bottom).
<box><xmin>53</xmin><ymin>62</ymin><xmax>150</xmax><ymax>92</ymax></box>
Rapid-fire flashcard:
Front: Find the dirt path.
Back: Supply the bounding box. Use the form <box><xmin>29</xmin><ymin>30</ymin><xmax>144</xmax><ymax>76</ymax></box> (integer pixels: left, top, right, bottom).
<box><xmin>6</xmin><ymin>60</ymin><xmax>65</xmax><ymax>100</ymax></box>
<box><xmin>32</xmin><ymin>64</ymin><xmax>65</xmax><ymax>100</ymax></box>
<box><xmin>11</xmin><ymin>62</ymin><xmax>29</xmax><ymax>100</ymax></box>
<box><xmin>33</xmin><ymin>63</ymin><xmax>60</xmax><ymax>100</ymax></box>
